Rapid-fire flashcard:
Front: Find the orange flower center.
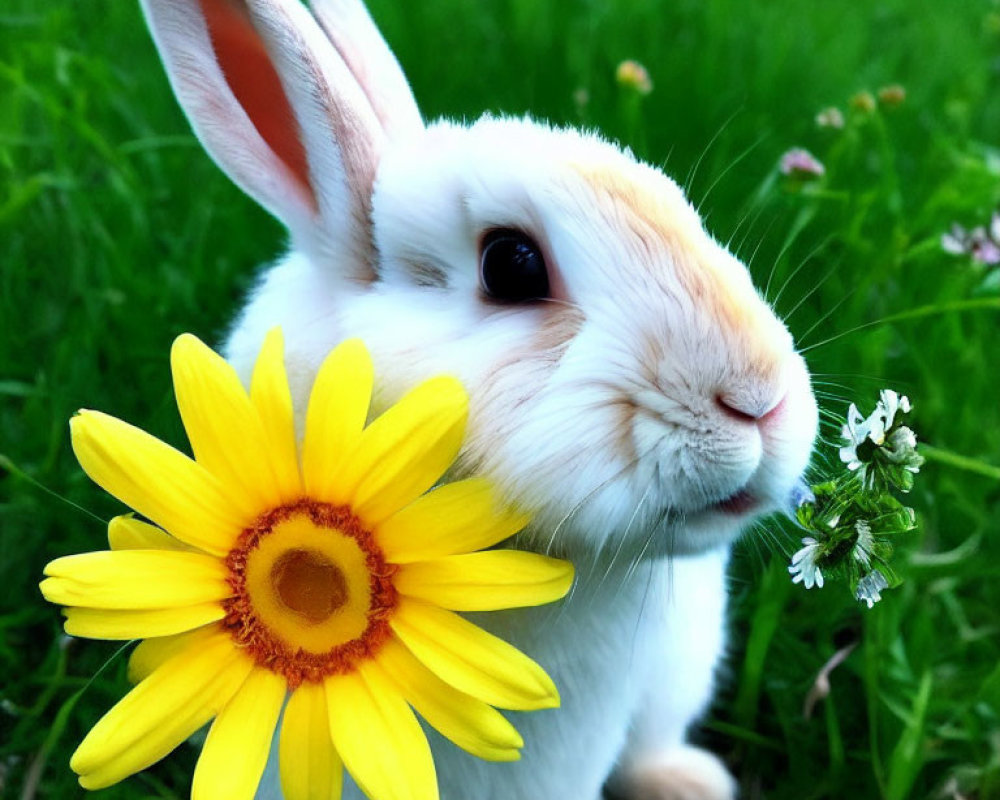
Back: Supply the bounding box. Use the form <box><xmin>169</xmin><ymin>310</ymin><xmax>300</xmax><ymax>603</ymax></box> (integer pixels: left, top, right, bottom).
<box><xmin>223</xmin><ymin>500</ymin><xmax>397</xmax><ymax>688</ymax></box>
<box><xmin>271</xmin><ymin>549</ymin><xmax>348</xmax><ymax>623</ymax></box>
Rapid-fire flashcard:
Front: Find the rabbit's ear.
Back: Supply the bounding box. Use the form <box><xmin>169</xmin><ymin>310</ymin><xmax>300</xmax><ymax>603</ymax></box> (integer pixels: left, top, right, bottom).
<box><xmin>140</xmin><ymin>0</ymin><xmax>423</xmax><ymax>281</ymax></box>
<box><xmin>309</xmin><ymin>0</ymin><xmax>423</xmax><ymax>141</ymax></box>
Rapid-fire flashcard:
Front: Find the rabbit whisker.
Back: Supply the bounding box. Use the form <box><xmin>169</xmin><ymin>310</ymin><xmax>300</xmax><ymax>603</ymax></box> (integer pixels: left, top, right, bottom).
<box><xmin>771</xmin><ymin>235</ymin><xmax>833</xmax><ymax>311</ymax></box>
<box><xmin>794</xmin><ymin>288</ymin><xmax>860</xmax><ymax>352</ymax></box>
<box><xmin>730</xmin><ymin>206</ymin><xmax>775</xmax><ymax>267</ymax></box>
<box><xmin>696</xmin><ymin>130</ymin><xmax>766</xmax><ymax>217</ymax></box>
<box><xmin>780</xmin><ymin>254</ymin><xmax>840</xmax><ymax>323</ymax></box>
<box><xmin>540</xmin><ymin>443</ymin><xmax>651</xmax><ymax>556</ymax></box>
<box><xmin>595</xmin><ymin>472</ymin><xmax>658</xmax><ymax>594</ymax></box>
<box><xmin>684</xmin><ymin>107</ymin><xmax>742</xmax><ymax>200</ymax></box>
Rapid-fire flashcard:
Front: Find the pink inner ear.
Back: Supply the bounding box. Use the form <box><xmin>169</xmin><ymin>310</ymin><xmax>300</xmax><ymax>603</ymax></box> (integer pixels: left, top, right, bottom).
<box><xmin>199</xmin><ymin>0</ymin><xmax>315</xmax><ymax>208</ymax></box>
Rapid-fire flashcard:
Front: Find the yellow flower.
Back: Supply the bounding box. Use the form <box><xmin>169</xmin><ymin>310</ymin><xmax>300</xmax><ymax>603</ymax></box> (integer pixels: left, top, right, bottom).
<box><xmin>40</xmin><ymin>330</ymin><xmax>574</xmax><ymax>800</ymax></box>
<box><xmin>849</xmin><ymin>90</ymin><xmax>877</xmax><ymax>114</ymax></box>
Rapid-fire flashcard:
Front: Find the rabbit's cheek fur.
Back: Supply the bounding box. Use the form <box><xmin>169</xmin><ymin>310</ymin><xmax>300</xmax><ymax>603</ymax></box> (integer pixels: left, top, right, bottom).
<box><xmin>364</xmin><ymin>119</ymin><xmax>818</xmax><ymax>553</ymax></box>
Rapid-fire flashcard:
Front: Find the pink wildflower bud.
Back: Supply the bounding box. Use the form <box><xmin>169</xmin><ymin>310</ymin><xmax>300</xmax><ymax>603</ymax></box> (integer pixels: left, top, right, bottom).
<box><xmin>779</xmin><ymin>148</ymin><xmax>826</xmax><ymax>179</ymax></box>
<box><xmin>615</xmin><ymin>60</ymin><xmax>653</xmax><ymax>95</ymax></box>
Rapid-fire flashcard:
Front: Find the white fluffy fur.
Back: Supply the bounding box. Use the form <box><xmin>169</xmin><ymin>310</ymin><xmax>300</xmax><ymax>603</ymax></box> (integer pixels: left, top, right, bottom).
<box><xmin>141</xmin><ymin>2</ymin><xmax>819</xmax><ymax>798</ymax></box>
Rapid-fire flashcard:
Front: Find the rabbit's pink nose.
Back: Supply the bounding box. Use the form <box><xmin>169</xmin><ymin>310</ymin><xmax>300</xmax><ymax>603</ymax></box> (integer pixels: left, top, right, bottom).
<box><xmin>715</xmin><ymin>392</ymin><xmax>787</xmax><ymax>425</ymax></box>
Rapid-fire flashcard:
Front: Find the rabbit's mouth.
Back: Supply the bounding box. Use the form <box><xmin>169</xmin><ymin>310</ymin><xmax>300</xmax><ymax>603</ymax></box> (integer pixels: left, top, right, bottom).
<box><xmin>708</xmin><ymin>474</ymin><xmax>812</xmax><ymax>520</ymax></box>
<box><xmin>712</xmin><ymin>488</ymin><xmax>758</xmax><ymax>515</ymax></box>
<box><xmin>704</xmin><ymin>471</ymin><xmax>813</xmax><ymax>520</ymax></box>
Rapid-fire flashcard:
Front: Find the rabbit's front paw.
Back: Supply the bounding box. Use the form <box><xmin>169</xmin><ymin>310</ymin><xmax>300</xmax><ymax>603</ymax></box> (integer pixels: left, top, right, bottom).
<box><xmin>609</xmin><ymin>745</ymin><xmax>736</xmax><ymax>800</ymax></box>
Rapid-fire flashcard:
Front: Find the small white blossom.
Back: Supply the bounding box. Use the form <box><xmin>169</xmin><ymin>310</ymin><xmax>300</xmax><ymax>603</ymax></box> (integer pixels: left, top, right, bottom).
<box><xmin>855</xmin><ymin>570</ymin><xmax>889</xmax><ymax>608</ymax></box>
<box><xmin>866</xmin><ymin>390</ymin><xmax>909</xmax><ymax>446</ymax></box>
<box><xmin>941</xmin><ymin>226</ymin><xmax>968</xmax><ymax>255</ymax></box>
<box><xmin>789</xmin><ymin>537</ymin><xmax>825</xmax><ymax>589</ymax></box>
<box><xmin>853</xmin><ymin>520</ymin><xmax>874</xmax><ymax>568</ymax></box>
<box><xmin>816</xmin><ymin>107</ymin><xmax>845</xmax><ymax>129</ymax></box>
<box><xmin>885</xmin><ymin>425</ymin><xmax>923</xmax><ymax>473</ymax></box>
<box><xmin>841</xmin><ymin>408</ymin><xmax>881</xmax><ymax>470</ymax></box>
<box><xmin>839</xmin><ymin>403</ymin><xmax>871</xmax><ymax>469</ymax></box>
<box><xmin>886</xmin><ymin>425</ymin><xmax>916</xmax><ymax>455</ymax></box>
<box><xmin>878</xmin><ymin>390</ymin><xmax>910</xmax><ymax>433</ymax></box>
<box><xmin>941</xmin><ymin>221</ymin><xmax>1000</xmax><ymax>265</ymax></box>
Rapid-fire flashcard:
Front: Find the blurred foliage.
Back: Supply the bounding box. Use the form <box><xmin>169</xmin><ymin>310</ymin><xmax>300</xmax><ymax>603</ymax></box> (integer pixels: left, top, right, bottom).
<box><xmin>2</xmin><ymin>0</ymin><xmax>999</xmax><ymax>798</ymax></box>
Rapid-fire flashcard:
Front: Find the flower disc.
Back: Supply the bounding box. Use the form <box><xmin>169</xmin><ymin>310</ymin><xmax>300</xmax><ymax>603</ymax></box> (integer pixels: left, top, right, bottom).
<box><xmin>224</xmin><ymin>500</ymin><xmax>397</xmax><ymax>688</ymax></box>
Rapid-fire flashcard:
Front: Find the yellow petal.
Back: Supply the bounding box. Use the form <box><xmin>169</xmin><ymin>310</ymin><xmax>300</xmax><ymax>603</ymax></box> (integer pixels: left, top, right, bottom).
<box><xmin>73</xmin><ymin>630</ymin><xmax>251</xmax><ymax>788</ymax></box>
<box><xmin>63</xmin><ymin>604</ymin><xmax>224</xmax><ymax>640</ymax></box>
<box><xmin>376</xmin><ymin>638</ymin><xmax>522</xmax><ymax>762</ymax></box>
<box><xmin>192</xmin><ymin>667</ymin><xmax>286</xmax><ymax>800</ymax></box>
<box><xmin>41</xmin><ymin>550</ymin><xmax>231</xmax><ymax>609</ymax></box>
<box><xmin>346</xmin><ymin>376</ymin><xmax>468</xmax><ymax>525</ymax></box>
<box><xmin>325</xmin><ymin>669</ymin><xmax>437</xmax><ymax>800</ymax></box>
<box><xmin>171</xmin><ymin>333</ymin><xmax>284</xmax><ymax>516</ymax></box>
<box><xmin>107</xmin><ymin>514</ymin><xmax>192</xmax><ymax>552</ymax></box>
<box><xmin>70</xmin><ymin>410</ymin><xmax>242</xmax><ymax>555</ymax></box>
<box><xmin>376</xmin><ymin>478</ymin><xmax>529</xmax><ymax>564</ymax></box>
<box><xmin>390</xmin><ymin>598</ymin><xmax>559</xmax><ymax>711</ymax></box>
<box><xmin>395</xmin><ymin>551</ymin><xmax>574</xmax><ymax>611</ymax></box>
<box><xmin>249</xmin><ymin>328</ymin><xmax>303</xmax><ymax>502</ymax></box>
<box><xmin>280</xmin><ymin>682</ymin><xmax>343</xmax><ymax>800</ymax></box>
<box><xmin>127</xmin><ymin>626</ymin><xmax>220</xmax><ymax>683</ymax></box>
<box><xmin>302</xmin><ymin>339</ymin><xmax>374</xmax><ymax>501</ymax></box>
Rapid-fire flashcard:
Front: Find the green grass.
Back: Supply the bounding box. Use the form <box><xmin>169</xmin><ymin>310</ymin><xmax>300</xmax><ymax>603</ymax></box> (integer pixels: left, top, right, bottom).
<box><xmin>2</xmin><ymin>0</ymin><xmax>1000</xmax><ymax>797</ymax></box>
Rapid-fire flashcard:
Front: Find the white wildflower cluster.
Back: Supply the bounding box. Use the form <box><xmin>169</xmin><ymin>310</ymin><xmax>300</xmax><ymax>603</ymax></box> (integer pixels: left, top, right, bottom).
<box><xmin>839</xmin><ymin>390</ymin><xmax>923</xmax><ymax>491</ymax></box>
<box><xmin>789</xmin><ymin>389</ymin><xmax>923</xmax><ymax>608</ymax></box>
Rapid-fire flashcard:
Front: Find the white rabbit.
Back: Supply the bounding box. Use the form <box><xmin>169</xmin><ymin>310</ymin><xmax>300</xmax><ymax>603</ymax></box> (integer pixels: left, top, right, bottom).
<box><xmin>140</xmin><ymin>0</ymin><xmax>818</xmax><ymax>798</ymax></box>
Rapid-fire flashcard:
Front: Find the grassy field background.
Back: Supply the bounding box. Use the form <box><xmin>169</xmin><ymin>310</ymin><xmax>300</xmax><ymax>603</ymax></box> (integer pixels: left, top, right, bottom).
<box><xmin>3</xmin><ymin>0</ymin><xmax>1000</xmax><ymax>797</ymax></box>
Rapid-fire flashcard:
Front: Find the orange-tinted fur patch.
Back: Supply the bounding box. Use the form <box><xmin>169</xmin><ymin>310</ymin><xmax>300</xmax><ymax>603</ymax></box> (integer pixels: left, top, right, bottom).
<box><xmin>575</xmin><ymin>168</ymin><xmax>744</xmax><ymax>312</ymax></box>
<box><xmin>573</xmin><ymin>163</ymin><xmax>785</xmax><ymax>376</ymax></box>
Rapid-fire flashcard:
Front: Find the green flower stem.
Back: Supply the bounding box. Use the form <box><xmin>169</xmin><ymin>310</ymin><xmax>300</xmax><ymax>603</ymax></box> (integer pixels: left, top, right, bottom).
<box><xmin>918</xmin><ymin>444</ymin><xmax>1000</xmax><ymax>481</ymax></box>
<box><xmin>617</xmin><ymin>92</ymin><xmax>646</xmax><ymax>155</ymax></box>
<box><xmin>881</xmin><ymin>297</ymin><xmax>1000</xmax><ymax>324</ymax></box>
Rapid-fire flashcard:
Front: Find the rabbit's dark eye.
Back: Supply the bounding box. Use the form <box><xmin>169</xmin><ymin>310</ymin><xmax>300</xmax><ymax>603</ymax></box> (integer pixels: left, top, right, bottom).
<box><xmin>480</xmin><ymin>229</ymin><xmax>549</xmax><ymax>302</ymax></box>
